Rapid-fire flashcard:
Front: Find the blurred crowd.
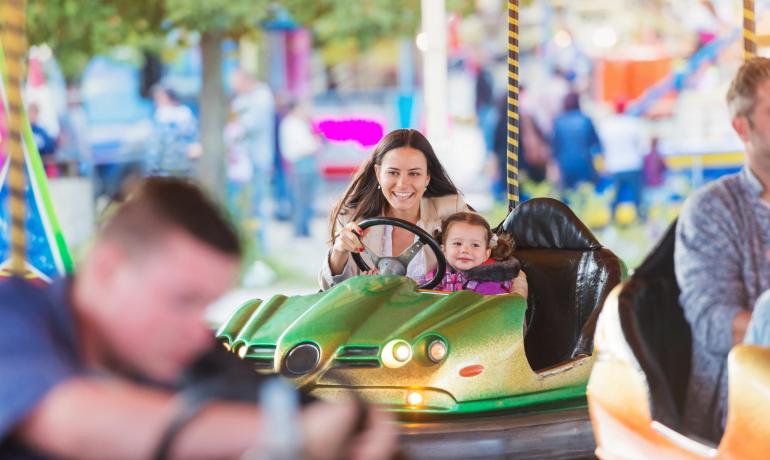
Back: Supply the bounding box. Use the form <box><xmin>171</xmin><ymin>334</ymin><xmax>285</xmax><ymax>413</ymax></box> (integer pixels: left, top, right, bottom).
<box><xmin>479</xmin><ymin>67</ymin><xmax>668</xmax><ymax>223</ymax></box>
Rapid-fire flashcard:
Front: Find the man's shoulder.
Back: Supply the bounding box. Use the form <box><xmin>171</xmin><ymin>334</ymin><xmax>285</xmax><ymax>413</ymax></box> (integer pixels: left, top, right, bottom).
<box><xmin>681</xmin><ymin>173</ymin><xmax>745</xmax><ymax>214</ymax></box>
<box><xmin>0</xmin><ymin>278</ymin><xmax>61</xmax><ymax>322</ymax></box>
<box><xmin>0</xmin><ymin>277</ymin><xmax>49</xmax><ymax>302</ymax></box>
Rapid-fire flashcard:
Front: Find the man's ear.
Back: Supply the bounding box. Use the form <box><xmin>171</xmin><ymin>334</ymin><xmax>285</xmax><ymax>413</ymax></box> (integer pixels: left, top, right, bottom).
<box><xmin>733</xmin><ymin>116</ymin><xmax>750</xmax><ymax>143</ymax></box>
<box><xmin>88</xmin><ymin>241</ymin><xmax>125</xmax><ymax>287</ymax></box>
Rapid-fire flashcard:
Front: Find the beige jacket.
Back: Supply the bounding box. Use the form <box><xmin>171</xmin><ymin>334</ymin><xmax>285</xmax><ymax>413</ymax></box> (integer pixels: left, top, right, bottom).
<box><xmin>318</xmin><ymin>194</ymin><xmax>468</xmax><ymax>290</ymax></box>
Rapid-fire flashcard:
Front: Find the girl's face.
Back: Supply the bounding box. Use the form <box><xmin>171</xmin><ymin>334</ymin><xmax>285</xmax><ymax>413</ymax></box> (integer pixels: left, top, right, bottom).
<box><xmin>442</xmin><ymin>222</ymin><xmax>491</xmax><ymax>271</ymax></box>
<box><xmin>374</xmin><ymin>147</ymin><xmax>430</xmax><ymax>216</ymax></box>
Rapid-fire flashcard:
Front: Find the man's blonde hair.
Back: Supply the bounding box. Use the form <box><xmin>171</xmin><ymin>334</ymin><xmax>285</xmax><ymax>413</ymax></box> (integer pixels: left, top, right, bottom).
<box><xmin>727</xmin><ymin>57</ymin><xmax>770</xmax><ymax>118</ymax></box>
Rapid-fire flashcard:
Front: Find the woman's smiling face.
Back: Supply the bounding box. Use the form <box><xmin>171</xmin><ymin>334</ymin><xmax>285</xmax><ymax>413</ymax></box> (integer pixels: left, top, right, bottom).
<box><xmin>375</xmin><ymin>147</ymin><xmax>430</xmax><ymax>217</ymax></box>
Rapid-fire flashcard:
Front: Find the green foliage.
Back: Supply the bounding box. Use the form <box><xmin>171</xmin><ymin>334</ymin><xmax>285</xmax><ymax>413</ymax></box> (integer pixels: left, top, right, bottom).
<box><xmin>27</xmin><ymin>0</ymin><xmax>490</xmax><ymax>78</ymax></box>
<box><xmin>164</xmin><ymin>0</ymin><xmax>271</xmax><ymax>37</ymax></box>
<box><xmin>27</xmin><ymin>0</ymin><xmax>133</xmax><ymax>77</ymax></box>
<box><xmin>282</xmin><ymin>0</ymin><xmax>421</xmax><ymax>49</ymax></box>
<box><xmin>282</xmin><ymin>0</ymin><xmax>475</xmax><ymax>51</ymax></box>
<box><xmin>26</xmin><ymin>0</ymin><xmax>268</xmax><ymax>78</ymax></box>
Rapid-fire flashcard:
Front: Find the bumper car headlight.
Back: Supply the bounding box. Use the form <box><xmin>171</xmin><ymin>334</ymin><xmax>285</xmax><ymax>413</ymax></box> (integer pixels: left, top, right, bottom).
<box><xmin>284</xmin><ymin>343</ymin><xmax>321</xmax><ymax>376</ymax></box>
<box><xmin>382</xmin><ymin>339</ymin><xmax>412</xmax><ymax>368</ymax></box>
<box><xmin>427</xmin><ymin>339</ymin><xmax>448</xmax><ymax>363</ymax></box>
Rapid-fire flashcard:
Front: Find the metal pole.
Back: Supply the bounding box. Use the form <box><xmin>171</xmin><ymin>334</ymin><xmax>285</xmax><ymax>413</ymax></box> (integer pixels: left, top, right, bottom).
<box><xmin>421</xmin><ymin>0</ymin><xmax>449</xmax><ymax>147</ymax></box>
<box><xmin>744</xmin><ymin>0</ymin><xmax>757</xmax><ymax>59</ymax></box>
<box><xmin>0</xmin><ymin>0</ymin><xmax>28</xmax><ymax>276</ymax></box>
<box><xmin>507</xmin><ymin>0</ymin><xmax>520</xmax><ymax>210</ymax></box>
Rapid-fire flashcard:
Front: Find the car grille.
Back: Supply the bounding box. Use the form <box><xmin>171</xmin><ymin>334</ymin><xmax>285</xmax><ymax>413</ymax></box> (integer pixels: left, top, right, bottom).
<box><xmin>243</xmin><ymin>344</ymin><xmax>277</xmax><ymax>370</ymax></box>
<box><xmin>333</xmin><ymin>345</ymin><xmax>381</xmax><ymax>369</ymax></box>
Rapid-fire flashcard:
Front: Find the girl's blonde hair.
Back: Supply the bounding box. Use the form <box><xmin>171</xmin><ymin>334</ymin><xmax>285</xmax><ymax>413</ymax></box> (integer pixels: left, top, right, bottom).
<box><xmin>433</xmin><ymin>211</ymin><xmax>515</xmax><ymax>261</ymax></box>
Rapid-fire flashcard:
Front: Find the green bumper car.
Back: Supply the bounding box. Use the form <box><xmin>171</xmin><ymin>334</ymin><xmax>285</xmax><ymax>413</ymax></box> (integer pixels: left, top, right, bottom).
<box><xmin>218</xmin><ymin>198</ymin><xmax>626</xmax><ymax>419</ymax></box>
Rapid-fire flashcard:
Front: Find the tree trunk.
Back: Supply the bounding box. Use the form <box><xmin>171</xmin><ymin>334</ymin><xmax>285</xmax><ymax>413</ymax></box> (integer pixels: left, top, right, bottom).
<box><xmin>198</xmin><ymin>30</ymin><xmax>227</xmax><ymax>201</ymax></box>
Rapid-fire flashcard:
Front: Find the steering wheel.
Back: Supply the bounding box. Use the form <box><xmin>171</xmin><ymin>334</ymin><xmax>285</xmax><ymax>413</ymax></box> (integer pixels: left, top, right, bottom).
<box><xmin>350</xmin><ymin>217</ymin><xmax>446</xmax><ymax>290</ymax></box>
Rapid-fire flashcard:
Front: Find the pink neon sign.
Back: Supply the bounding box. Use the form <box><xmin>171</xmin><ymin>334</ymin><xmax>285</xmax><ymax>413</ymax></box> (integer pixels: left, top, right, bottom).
<box><xmin>315</xmin><ymin>117</ymin><xmax>384</xmax><ymax>148</ymax></box>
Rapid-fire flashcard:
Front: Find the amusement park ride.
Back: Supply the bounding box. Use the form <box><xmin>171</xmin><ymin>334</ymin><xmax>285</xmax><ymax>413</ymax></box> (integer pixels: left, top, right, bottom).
<box><xmin>218</xmin><ymin>1</ymin><xmax>625</xmax><ymax>457</ymax></box>
<box><xmin>1</xmin><ymin>0</ymin><xmax>769</xmax><ymax>459</ymax></box>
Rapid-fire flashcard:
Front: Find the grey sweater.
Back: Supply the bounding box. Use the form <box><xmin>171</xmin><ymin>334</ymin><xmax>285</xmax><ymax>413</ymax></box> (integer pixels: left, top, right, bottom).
<box><xmin>674</xmin><ymin>167</ymin><xmax>770</xmax><ymax>441</ymax></box>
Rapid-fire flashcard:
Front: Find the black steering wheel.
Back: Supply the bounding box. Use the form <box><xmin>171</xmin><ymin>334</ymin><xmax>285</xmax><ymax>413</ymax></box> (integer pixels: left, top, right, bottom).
<box><xmin>350</xmin><ymin>217</ymin><xmax>447</xmax><ymax>290</ymax></box>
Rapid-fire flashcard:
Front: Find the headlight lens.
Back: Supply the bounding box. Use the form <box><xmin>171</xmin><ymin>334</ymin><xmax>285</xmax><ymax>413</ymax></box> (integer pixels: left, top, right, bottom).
<box><xmin>427</xmin><ymin>339</ymin><xmax>448</xmax><ymax>363</ymax></box>
<box><xmin>284</xmin><ymin>343</ymin><xmax>321</xmax><ymax>376</ymax></box>
<box><xmin>382</xmin><ymin>339</ymin><xmax>412</xmax><ymax>368</ymax></box>
<box><xmin>394</xmin><ymin>342</ymin><xmax>412</xmax><ymax>362</ymax></box>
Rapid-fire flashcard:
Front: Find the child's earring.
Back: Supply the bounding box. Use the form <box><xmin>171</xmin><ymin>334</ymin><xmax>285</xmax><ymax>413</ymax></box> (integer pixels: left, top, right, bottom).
<box><xmin>377</xmin><ymin>184</ymin><xmax>381</xmax><ymax>190</ymax></box>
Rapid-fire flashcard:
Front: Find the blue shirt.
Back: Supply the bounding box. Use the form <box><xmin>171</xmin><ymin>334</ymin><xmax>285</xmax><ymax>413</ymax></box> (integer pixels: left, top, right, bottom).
<box><xmin>0</xmin><ymin>277</ymin><xmax>82</xmax><ymax>459</ymax></box>
<box><xmin>551</xmin><ymin>109</ymin><xmax>602</xmax><ymax>187</ymax></box>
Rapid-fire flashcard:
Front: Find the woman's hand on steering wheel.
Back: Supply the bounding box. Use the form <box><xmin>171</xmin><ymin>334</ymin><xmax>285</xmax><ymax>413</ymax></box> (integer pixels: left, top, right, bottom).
<box><xmin>350</xmin><ymin>217</ymin><xmax>447</xmax><ymax>290</ymax></box>
<box><xmin>332</xmin><ymin>222</ymin><xmax>365</xmax><ymax>256</ymax></box>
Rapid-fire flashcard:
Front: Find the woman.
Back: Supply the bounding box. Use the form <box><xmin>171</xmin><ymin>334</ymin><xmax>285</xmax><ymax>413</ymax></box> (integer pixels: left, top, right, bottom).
<box><xmin>319</xmin><ymin>129</ymin><xmax>468</xmax><ymax>289</ymax></box>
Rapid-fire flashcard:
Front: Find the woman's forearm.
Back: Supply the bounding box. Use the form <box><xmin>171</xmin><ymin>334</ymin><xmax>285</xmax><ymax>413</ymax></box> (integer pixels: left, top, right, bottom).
<box><xmin>328</xmin><ymin>248</ymin><xmax>349</xmax><ymax>276</ymax></box>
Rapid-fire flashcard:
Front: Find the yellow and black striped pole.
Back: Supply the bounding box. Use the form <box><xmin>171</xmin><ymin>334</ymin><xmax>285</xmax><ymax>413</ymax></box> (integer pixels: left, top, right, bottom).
<box><xmin>0</xmin><ymin>0</ymin><xmax>28</xmax><ymax>276</ymax></box>
<box><xmin>744</xmin><ymin>0</ymin><xmax>757</xmax><ymax>59</ymax></box>
<box><xmin>507</xmin><ymin>0</ymin><xmax>520</xmax><ymax>210</ymax></box>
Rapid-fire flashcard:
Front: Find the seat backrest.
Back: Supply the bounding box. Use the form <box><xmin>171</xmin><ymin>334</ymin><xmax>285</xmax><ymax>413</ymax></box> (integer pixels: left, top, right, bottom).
<box><xmin>499</xmin><ymin>198</ymin><xmax>625</xmax><ymax>371</ymax></box>
<box><xmin>617</xmin><ymin>219</ymin><xmax>692</xmax><ymax>429</ymax></box>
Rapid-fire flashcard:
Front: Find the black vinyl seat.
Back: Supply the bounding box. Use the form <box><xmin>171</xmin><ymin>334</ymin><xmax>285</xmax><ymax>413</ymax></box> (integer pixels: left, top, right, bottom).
<box><xmin>616</xmin><ymin>219</ymin><xmax>692</xmax><ymax>430</ymax></box>
<box><xmin>499</xmin><ymin>198</ymin><xmax>626</xmax><ymax>371</ymax></box>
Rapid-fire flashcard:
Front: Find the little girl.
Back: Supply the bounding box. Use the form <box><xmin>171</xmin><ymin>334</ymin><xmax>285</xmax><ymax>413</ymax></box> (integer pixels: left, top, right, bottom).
<box><xmin>423</xmin><ymin>211</ymin><xmax>527</xmax><ymax>297</ymax></box>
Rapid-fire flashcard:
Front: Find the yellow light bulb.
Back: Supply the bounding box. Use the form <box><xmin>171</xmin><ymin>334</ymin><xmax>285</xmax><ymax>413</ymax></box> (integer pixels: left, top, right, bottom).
<box><xmin>237</xmin><ymin>344</ymin><xmax>248</xmax><ymax>359</ymax></box>
<box><xmin>406</xmin><ymin>391</ymin><xmax>424</xmax><ymax>406</ymax></box>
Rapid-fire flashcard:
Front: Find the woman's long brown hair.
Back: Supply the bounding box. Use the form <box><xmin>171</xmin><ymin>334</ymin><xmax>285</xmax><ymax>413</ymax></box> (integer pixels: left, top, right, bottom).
<box><xmin>328</xmin><ymin>129</ymin><xmax>460</xmax><ymax>241</ymax></box>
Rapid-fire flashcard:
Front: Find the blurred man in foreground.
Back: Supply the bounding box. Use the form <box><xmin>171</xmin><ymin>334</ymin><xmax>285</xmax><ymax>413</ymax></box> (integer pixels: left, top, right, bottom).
<box><xmin>0</xmin><ymin>177</ymin><xmax>395</xmax><ymax>459</ymax></box>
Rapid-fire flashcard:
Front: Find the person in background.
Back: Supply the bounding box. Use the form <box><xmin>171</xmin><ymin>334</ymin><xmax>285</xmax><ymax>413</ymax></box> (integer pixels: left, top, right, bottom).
<box><xmin>598</xmin><ymin>99</ymin><xmax>647</xmax><ymax>214</ymax></box>
<box><xmin>0</xmin><ymin>177</ymin><xmax>397</xmax><ymax>459</ymax></box>
<box><xmin>551</xmin><ymin>92</ymin><xmax>602</xmax><ymax>192</ymax></box>
<box><xmin>56</xmin><ymin>85</ymin><xmax>91</xmax><ymax>177</ymax></box>
<box><xmin>230</xmin><ymin>69</ymin><xmax>275</xmax><ymax>255</ymax></box>
<box><xmin>145</xmin><ymin>84</ymin><xmax>200</xmax><ymax>178</ymax></box>
<box><xmin>279</xmin><ymin>97</ymin><xmax>322</xmax><ymax>238</ymax></box>
<box><xmin>271</xmin><ymin>91</ymin><xmax>293</xmax><ymax>222</ymax></box>
<box><xmin>224</xmin><ymin>110</ymin><xmax>253</xmax><ymax>221</ymax></box>
<box><xmin>492</xmin><ymin>86</ymin><xmax>552</xmax><ymax>202</ymax></box>
<box><xmin>28</xmin><ymin>102</ymin><xmax>58</xmax><ymax>177</ymax></box>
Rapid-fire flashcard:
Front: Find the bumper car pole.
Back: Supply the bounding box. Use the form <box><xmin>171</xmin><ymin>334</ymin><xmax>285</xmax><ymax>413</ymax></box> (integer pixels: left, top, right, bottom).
<box><xmin>507</xmin><ymin>0</ymin><xmax>520</xmax><ymax>211</ymax></box>
<box><xmin>0</xmin><ymin>0</ymin><xmax>29</xmax><ymax>276</ymax></box>
<box><xmin>744</xmin><ymin>0</ymin><xmax>757</xmax><ymax>59</ymax></box>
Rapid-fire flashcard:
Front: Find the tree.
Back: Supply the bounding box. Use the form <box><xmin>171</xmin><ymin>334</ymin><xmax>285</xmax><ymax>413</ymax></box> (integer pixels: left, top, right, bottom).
<box><xmin>25</xmin><ymin>0</ymin><xmax>476</xmax><ymax>196</ymax></box>
<box><xmin>27</xmin><ymin>0</ymin><xmax>270</xmax><ymax>197</ymax></box>
<box><xmin>27</xmin><ymin>0</ymin><xmax>164</xmax><ymax>79</ymax></box>
<box><xmin>163</xmin><ymin>0</ymin><xmax>272</xmax><ymax>198</ymax></box>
